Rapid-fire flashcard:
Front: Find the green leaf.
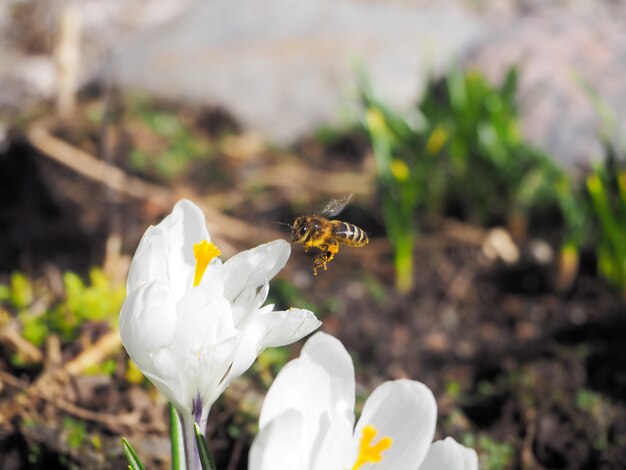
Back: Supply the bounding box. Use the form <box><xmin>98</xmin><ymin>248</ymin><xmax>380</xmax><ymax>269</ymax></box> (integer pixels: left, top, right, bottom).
<box><xmin>169</xmin><ymin>404</ymin><xmax>183</xmax><ymax>470</ymax></box>
<box><xmin>121</xmin><ymin>437</ymin><xmax>146</xmax><ymax>470</ymax></box>
<box><xmin>194</xmin><ymin>423</ymin><xmax>216</xmax><ymax>470</ymax></box>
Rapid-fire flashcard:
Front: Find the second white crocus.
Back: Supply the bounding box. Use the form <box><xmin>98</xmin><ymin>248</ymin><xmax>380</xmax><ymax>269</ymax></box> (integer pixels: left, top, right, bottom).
<box><xmin>250</xmin><ymin>332</ymin><xmax>478</xmax><ymax>470</ymax></box>
<box><xmin>119</xmin><ymin>199</ymin><xmax>321</xmax><ymax>468</ymax></box>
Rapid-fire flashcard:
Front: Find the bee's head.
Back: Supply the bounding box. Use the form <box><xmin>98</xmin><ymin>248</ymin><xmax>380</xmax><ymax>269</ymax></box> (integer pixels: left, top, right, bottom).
<box><xmin>291</xmin><ymin>216</ymin><xmax>311</xmax><ymax>243</ymax></box>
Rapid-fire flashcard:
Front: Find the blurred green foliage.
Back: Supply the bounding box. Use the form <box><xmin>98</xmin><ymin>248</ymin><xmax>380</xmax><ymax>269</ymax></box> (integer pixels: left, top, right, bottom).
<box><xmin>360</xmin><ymin>66</ymin><xmax>626</xmax><ymax>295</ymax></box>
<box><xmin>362</xmin><ymin>67</ymin><xmax>569</xmax><ymax>291</ymax></box>
<box><xmin>576</xmin><ymin>76</ymin><xmax>626</xmax><ymax>296</ymax></box>
<box><xmin>585</xmin><ymin>144</ymin><xmax>626</xmax><ymax>296</ymax></box>
<box><xmin>575</xmin><ymin>388</ymin><xmax>611</xmax><ymax>451</ymax></box>
<box><xmin>267</xmin><ymin>279</ymin><xmax>317</xmax><ymax>314</ymax></box>
<box><xmin>84</xmin><ymin>358</ymin><xmax>117</xmax><ymax>377</ymax></box>
<box><xmin>1</xmin><ymin>269</ymin><xmax>125</xmax><ymax>353</ymax></box>
<box><xmin>252</xmin><ymin>347</ymin><xmax>291</xmax><ymax>387</ymax></box>
<box><xmin>462</xmin><ymin>434</ymin><xmax>514</xmax><ymax>470</ymax></box>
<box><xmin>423</xmin><ymin>68</ymin><xmax>565</xmax><ymax>224</ymax></box>
<box><xmin>128</xmin><ymin>98</ymin><xmax>212</xmax><ymax>182</ymax></box>
<box><xmin>62</xmin><ymin>416</ymin><xmax>88</xmax><ymax>449</ymax></box>
<box><xmin>362</xmin><ymin>103</ymin><xmax>420</xmax><ymax>292</ymax></box>
<box><xmin>0</xmin><ymin>272</ymin><xmax>33</xmax><ymax>309</ymax></box>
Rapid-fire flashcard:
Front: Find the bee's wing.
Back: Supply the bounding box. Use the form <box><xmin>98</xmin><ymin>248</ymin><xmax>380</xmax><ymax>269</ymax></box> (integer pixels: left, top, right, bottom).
<box><xmin>321</xmin><ymin>194</ymin><xmax>354</xmax><ymax>217</ymax></box>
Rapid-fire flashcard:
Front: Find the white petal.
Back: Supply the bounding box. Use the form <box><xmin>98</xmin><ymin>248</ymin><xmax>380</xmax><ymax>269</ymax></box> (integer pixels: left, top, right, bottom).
<box><xmin>173</xmin><ymin>282</ymin><xmax>238</xmax><ymax>407</ymax></box>
<box><xmin>126</xmin><ymin>225</ymin><xmax>168</xmax><ymax>292</ymax></box>
<box><xmin>353</xmin><ymin>380</ymin><xmax>437</xmax><ymax>470</ymax></box>
<box><xmin>420</xmin><ymin>437</ymin><xmax>479</xmax><ymax>470</ymax></box>
<box><xmin>310</xmin><ymin>412</ymin><xmax>355</xmax><ymax>470</ymax></box>
<box><xmin>141</xmin><ymin>350</ymin><xmax>185</xmax><ymax>411</ymax></box>
<box><xmin>128</xmin><ymin>199</ymin><xmax>209</xmax><ymax>301</ymax></box>
<box><xmin>221</xmin><ymin>240</ymin><xmax>290</xmax><ymax>322</ymax></box>
<box><xmin>249</xmin><ymin>410</ymin><xmax>304</xmax><ymax>470</ymax></box>
<box><xmin>119</xmin><ymin>280</ymin><xmax>177</xmax><ymax>373</ymax></box>
<box><xmin>259</xmin><ymin>308</ymin><xmax>322</xmax><ymax>348</ymax></box>
<box><xmin>258</xmin><ymin>332</ymin><xmax>355</xmax><ymax>462</ymax></box>
<box><xmin>175</xmin><ymin>281</ymin><xmax>235</xmax><ymax>347</ymax></box>
<box><xmin>119</xmin><ymin>281</ymin><xmax>185</xmax><ymax>408</ymax></box>
<box><xmin>219</xmin><ymin>308</ymin><xmax>321</xmax><ymax>389</ymax></box>
<box><xmin>298</xmin><ymin>331</ymin><xmax>355</xmax><ymax>416</ymax></box>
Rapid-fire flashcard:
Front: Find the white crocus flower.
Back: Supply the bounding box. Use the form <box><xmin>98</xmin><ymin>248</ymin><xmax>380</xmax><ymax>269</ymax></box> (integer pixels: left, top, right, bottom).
<box><xmin>250</xmin><ymin>332</ymin><xmax>478</xmax><ymax>470</ymax></box>
<box><xmin>119</xmin><ymin>199</ymin><xmax>321</xmax><ymax>468</ymax></box>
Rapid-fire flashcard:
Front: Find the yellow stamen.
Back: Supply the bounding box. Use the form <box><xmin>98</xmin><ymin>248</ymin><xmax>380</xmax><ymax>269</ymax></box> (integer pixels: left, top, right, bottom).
<box><xmin>193</xmin><ymin>240</ymin><xmax>221</xmax><ymax>287</ymax></box>
<box><xmin>351</xmin><ymin>425</ymin><xmax>393</xmax><ymax>470</ymax></box>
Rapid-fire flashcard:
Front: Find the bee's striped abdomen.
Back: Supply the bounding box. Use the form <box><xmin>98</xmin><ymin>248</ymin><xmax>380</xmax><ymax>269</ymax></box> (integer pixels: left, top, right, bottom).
<box><xmin>334</xmin><ymin>221</ymin><xmax>369</xmax><ymax>247</ymax></box>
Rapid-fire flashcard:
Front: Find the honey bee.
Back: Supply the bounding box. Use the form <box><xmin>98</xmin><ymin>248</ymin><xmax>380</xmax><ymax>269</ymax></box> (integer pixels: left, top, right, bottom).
<box><xmin>288</xmin><ymin>194</ymin><xmax>369</xmax><ymax>275</ymax></box>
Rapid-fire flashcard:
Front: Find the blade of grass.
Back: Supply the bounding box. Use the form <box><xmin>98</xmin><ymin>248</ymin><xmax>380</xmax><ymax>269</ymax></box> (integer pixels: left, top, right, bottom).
<box><xmin>194</xmin><ymin>423</ymin><xmax>216</xmax><ymax>470</ymax></box>
<box><xmin>121</xmin><ymin>437</ymin><xmax>146</xmax><ymax>470</ymax></box>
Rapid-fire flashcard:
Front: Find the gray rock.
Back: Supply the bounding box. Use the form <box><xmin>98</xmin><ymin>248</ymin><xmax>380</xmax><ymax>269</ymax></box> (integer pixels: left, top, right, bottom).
<box><xmin>0</xmin><ymin>0</ymin><xmax>192</xmax><ymax>111</ymax></box>
<box><xmin>468</xmin><ymin>4</ymin><xmax>626</xmax><ymax>166</ymax></box>
<box><xmin>106</xmin><ymin>0</ymin><xmax>484</xmax><ymax>144</ymax></box>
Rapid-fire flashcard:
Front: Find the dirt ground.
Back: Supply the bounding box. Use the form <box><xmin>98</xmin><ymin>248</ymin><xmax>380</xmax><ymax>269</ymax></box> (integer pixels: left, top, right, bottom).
<box><xmin>1</xmin><ymin>100</ymin><xmax>625</xmax><ymax>470</ymax></box>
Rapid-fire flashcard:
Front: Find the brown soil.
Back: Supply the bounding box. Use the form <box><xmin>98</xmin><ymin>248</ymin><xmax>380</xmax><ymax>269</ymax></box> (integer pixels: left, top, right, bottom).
<box><xmin>1</xmin><ymin>102</ymin><xmax>625</xmax><ymax>470</ymax></box>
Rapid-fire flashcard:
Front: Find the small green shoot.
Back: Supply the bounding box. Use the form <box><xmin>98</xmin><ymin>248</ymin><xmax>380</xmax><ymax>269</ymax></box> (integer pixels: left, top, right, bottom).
<box><xmin>194</xmin><ymin>423</ymin><xmax>217</xmax><ymax>470</ymax></box>
<box><xmin>586</xmin><ymin>148</ymin><xmax>626</xmax><ymax>296</ymax></box>
<box><xmin>62</xmin><ymin>416</ymin><xmax>87</xmax><ymax>449</ymax></box>
<box><xmin>121</xmin><ymin>437</ymin><xmax>146</xmax><ymax>470</ymax></box>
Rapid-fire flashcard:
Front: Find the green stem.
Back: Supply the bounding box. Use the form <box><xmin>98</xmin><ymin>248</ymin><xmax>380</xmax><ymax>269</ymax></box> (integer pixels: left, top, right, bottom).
<box><xmin>394</xmin><ymin>235</ymin><xmax>414</xmax><ymax>293</ymax></box>
<box><xmin>170</xmin><ymin>404</ymin><xmax>183</xmax><ymax>470</ymax></box>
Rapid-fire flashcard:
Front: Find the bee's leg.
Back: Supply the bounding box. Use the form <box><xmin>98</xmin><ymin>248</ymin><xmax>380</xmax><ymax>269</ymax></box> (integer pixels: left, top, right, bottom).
<box><xmin>313</xmin><ymin>244</ymin><xmax>329</xmax><ymax>275</ymax></box>
<box><xmin>313</xmin><ymin>240</ymin><xmax>339</xmax><ymax>274</ymax></box>
<box><xmin>313</xmin><ymin>255</ymin><xmax>325</xmax><ymax>275</ymax></box>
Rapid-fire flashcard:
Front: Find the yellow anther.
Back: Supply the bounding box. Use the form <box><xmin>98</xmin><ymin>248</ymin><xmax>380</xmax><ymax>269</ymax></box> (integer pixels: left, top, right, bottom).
<box><xmin>193</xmin><ymin>240</ymin><xmax>221</xmax><ymax>287</ymax></box>
<box><xmin>351</xmin><ymin>425</ymin><xmax>393</xmax><ymax>470</ymax></box>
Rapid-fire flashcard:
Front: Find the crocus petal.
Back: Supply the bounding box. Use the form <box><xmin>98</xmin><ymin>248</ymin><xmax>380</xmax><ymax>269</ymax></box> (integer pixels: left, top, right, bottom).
<box><xmin>257</xmin><ymin>332</ymin><xmax>356</xmax><ymax>465</ymax></box>
<box><xmin>353</xmin><ymin>380</ymin><xmax>437</xmax><ymax>470</ymax></box>
<box><xmin>257</xmin><ymin>308</ymin><xmax>322</xmax><ymax>348</ymax></box>
<box><xmin>125</xmin><ymin>226</ymin><xmax>169</xmax><ymax>291</ymax></box>
<box><xmin>127</xmin><ymin>199</ymin><xmax>209</xmax><ymax>300</ymax></box>
<box><xmin>249</xmin><ymin>410</ymin><xmax>304</xmax><ymax>470</ymax></box>
<box><xmin>419</xmin><ymin>437</ymin><xmax>479</xmax><ymax>470</ymax></box>
<box><xmin>259</xmin><ymin>332</ymin><xmax>355</xmax><ymax>429</ymax></box>
<box><xmin>309</xmin><ymin>412</ymin><xmax>355</xmax><ymax>470</ymax></box>
<box><xmin>173</xmin><ymin>282</ymin><xmax>238</xmax><ymax>409</ymax></box>
<box><xmin>219</xmin><ymin>308</ymin><xmax>321</xmax><ymax>390</ymax></box>
<box><xmin>221</xmin><ymin>239</ymin><xmax>291</xmax><ymax>323</ymax></box>
<box><xmin>119</xmin><ymin>280</ymin><xmax>177</xmax><ymax>375</ymax></box>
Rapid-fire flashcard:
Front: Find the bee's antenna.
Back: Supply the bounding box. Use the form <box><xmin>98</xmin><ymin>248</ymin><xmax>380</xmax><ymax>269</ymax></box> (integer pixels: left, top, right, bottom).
<box><xmin>271</xmin><ymin>221</ymin><xmax>294</xmax><ymax>232</ymax></box>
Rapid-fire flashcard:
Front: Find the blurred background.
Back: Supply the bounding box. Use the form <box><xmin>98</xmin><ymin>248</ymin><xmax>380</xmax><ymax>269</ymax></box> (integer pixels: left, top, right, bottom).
<box><xmin>1</xmin><ymin>0</ymin><xmax>626</xmax><ymax>468</ymax></box>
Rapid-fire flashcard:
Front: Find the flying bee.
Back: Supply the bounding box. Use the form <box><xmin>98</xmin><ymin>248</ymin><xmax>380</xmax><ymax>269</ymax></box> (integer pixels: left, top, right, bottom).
<box><xmin>286</xmin><ymin>194</ymin><xmax>369</xmax><ymax>275</ymax></box>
